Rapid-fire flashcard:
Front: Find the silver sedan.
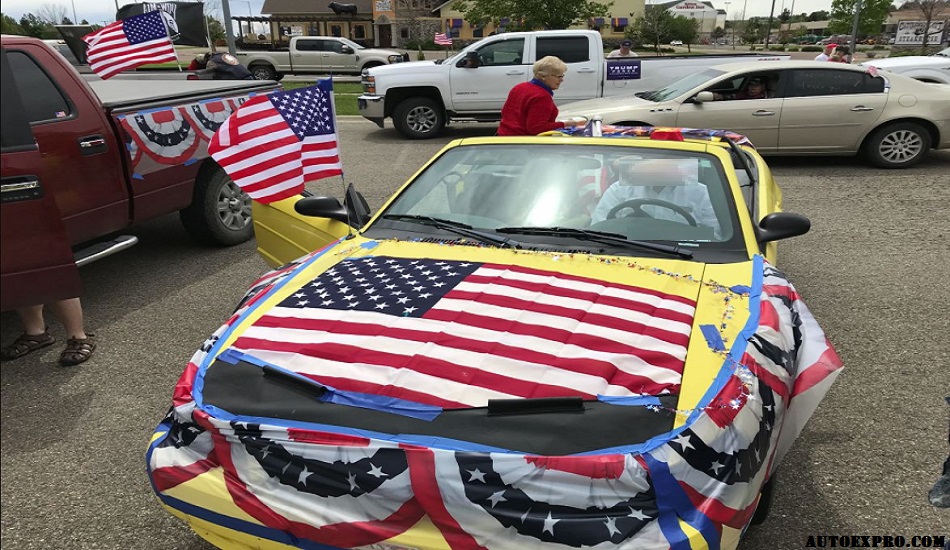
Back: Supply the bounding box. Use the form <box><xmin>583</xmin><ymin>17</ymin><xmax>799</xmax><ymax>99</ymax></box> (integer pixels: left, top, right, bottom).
<box><xmin>558</xmin><ymin>60</ymin><xmax>950</xmax><ymax>168</ymax></box>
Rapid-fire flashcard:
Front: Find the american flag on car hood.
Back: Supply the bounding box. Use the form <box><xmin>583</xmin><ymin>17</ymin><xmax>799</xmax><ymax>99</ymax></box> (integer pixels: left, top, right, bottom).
<box><xmin>147</xmin><ymin>240</ymin><xmax>842</xmax><ymax>549</ymax></box>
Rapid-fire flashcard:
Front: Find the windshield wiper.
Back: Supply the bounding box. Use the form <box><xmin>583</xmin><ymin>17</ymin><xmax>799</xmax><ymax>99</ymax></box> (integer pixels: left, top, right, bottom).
<box><xmin>495</xmin><ymin>226</ymin><xmax>693</xmax><ymax>259</ymax></box>
<box><xmin>381</xmin><ymin>214</ymin><xmax>517</xmax><ymax>248</ymax></box>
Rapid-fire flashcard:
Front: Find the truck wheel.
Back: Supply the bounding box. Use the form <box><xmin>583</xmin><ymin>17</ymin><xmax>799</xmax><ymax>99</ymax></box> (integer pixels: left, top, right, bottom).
<box><xmin>863</xmin><ymin>121</ymin><xmax>930</xmax><ymax>168</ymax></box>
<box><xmin>393</xmin><ymin>97</ymin><xmax>445</xmax><ymax>139</ymax></box>
<box><xmin>249</xmin><ymin>64</ymin><xmax>276</xmax><ymax>80</ymax></box>
<box><xmin>361</xmin><ymin>61</ymin><xmax>384</xmax><ymax>71</ymax></box>
<box><xmin>180</xmin><ymin>167</ymin><xmax>254</xmax><ymax>246</ymax></box>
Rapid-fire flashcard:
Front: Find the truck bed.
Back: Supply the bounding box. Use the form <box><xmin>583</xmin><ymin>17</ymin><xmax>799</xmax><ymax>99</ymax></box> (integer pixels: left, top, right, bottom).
<box><xmin>87</xmin><ymin>79</ymin><xmax>277</xmax><ymax>112</ymax></box>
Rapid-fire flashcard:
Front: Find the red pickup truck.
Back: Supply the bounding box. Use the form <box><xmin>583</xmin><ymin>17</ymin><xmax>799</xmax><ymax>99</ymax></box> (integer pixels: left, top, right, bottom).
<box><xmin>1</xmin><ymin>35</ymin><xmax>279</xmax><ymax>311</ymax></box>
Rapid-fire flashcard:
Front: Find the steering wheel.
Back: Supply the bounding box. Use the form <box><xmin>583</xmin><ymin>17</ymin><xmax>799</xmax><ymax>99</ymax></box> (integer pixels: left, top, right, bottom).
<box><xmin>606</xmin><ymin>198</ymin><xmax>697</xmax><ymax>226</ymax></box>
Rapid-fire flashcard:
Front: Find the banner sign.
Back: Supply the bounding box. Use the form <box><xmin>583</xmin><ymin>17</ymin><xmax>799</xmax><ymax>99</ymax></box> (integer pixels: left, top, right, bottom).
<box><xmin>894</xmin><ymin>20</ymin><xmax>946</xmax><ymax>45</ymax></box>
<box><xmin>116</xmin><ymin>2</ymin><xmax>208</xmax><ymax>47</ymax></box>
<box><xmin>606</xmin><ymin>59</ymin><xmax>641</xmax><ymax>80</ymax></box>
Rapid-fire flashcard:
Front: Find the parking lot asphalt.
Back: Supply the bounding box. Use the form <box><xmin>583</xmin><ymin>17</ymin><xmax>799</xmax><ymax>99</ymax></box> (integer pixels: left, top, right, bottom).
<box><xmin>1</xmin><ymin>119</ymin><xmax>948</xmax><ymax>549</ymax></box>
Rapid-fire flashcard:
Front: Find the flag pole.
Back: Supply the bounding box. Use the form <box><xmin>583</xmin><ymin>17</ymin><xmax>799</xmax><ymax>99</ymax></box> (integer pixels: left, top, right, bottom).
<box><xmin>325</xmin><ymin>77</ymin><xmax>353</xmax><ymax>238</ymax></box>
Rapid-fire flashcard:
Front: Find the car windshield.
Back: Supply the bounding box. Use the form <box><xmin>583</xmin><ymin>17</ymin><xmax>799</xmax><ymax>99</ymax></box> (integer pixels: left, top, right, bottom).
<box><xmin>647</xmin><ymin>68</ymin><xmax>726</xmax><ymax>101</ymax></box>
<box><xmin>370</xmin><ymin>143</ymin><xmax>746</xmax><ymax>259</ymax></box>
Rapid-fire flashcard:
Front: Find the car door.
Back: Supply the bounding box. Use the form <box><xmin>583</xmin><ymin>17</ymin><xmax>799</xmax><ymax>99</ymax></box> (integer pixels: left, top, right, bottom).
<box><xmin>674</xmin><ymin>72</ymin><xmax>785</xmax><ymax>150</ymax></box>
<box><xmin>291</xmin><ymin>38</ymin><xmax>326</xmax><ymax>72</ymax></box>
<box><xmin>1</xmin><ymin>49</ymin><xmax>82</xmax><ymax>311</ymax></box>
<box><xmin>4</xmin><ymin>43</ymin><xmax>129</xmax><ymax>245</ymax></box>
<box><xmin>776</xmin><ymin>68</ymin><xmax>887</xmax><ymax>153</ymax></box>
<box><xmin>535</xmin><ymin>35</ymin><xmax>600</xmax><ymax>103</ymax></box>
<box><xmin>449</xmin><ymin>37</ymin><xmax>527</xmax><ymax>111</ymax></box>
<box><xmin>320</xmin><ymin>39</ymin><xmax>359</xmax><ymax>72</ymax></box>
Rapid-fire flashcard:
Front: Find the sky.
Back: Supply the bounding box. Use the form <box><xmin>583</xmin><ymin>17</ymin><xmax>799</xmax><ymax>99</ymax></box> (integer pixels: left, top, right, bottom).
<box><xmin>3</xmin><ymin>0</ymin><xmax>840</xmax><ymax>30</ymax></box>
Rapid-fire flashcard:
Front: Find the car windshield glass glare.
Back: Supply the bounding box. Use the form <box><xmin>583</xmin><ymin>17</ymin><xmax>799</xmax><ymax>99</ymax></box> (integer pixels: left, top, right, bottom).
<box><xmin>373</xmin><ymin>144</ymin><xmax>744</xmax><ymax>256</ymax></box>
<box><xmin>649</xmin><ymin>68</ymin><xmax>726</xmax><ymax>101</ymax></box>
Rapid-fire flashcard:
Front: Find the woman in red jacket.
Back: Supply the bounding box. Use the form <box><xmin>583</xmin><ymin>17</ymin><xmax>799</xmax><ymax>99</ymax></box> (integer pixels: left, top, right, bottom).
<box><xmin>497</xmin><ymin>56</ymin><xmax>584</xmax><ymax>136</ymax></box>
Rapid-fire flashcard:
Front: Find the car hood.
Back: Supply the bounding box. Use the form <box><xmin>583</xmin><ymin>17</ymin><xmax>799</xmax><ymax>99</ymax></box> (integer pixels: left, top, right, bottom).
<box><xmin>558</xmin><ymin>94</ymin><xmax>655</xmax><ymax>119</ymax></box>
<box><xmin>360</xmin><ymin>47</ymin><xmax>405</xmax><ymax>57</ymax></box>
<box><xmin>213</xmin><ymin>238</ymin><xmax>763</xmax><ymax>417</ymax></box>
<box><xmin>863</xmin><ymin>55</ymin><xmax>950</xmax><ymax>68</ymax></box>
<box><xmin>366</xmin><ymin>59</ymin><xmax>442</xmax><ymax>76</ymax></box>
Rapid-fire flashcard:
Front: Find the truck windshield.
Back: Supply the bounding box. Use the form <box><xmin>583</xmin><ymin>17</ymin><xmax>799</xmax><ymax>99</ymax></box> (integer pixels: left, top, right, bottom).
<box><xmin>648</xmin><ymin>68</ymin><xmax>726</xmax><ymax>102</ymax></box>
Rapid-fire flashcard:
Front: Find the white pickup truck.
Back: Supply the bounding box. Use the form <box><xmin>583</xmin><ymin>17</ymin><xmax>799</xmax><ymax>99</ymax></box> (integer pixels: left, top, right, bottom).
<box><xmin>235</xmin><ymin>36</ymin><xmax>409</xmax><ymax>80</ymax></box>
<box><xmin>358</xmin><ymin>30</ymin><xmax>789</xmax><ymax>139</ymax></box>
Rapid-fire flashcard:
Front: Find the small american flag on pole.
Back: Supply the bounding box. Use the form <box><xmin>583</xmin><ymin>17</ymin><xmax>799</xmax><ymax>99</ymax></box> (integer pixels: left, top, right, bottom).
<box><xmin>434</xmin><ymin>32</ymin><xmax>453</xmax><ymax>46</ymax></box>
<box><xmin>82</xmin><ymin>11</ymin><xmax>177</xmax><ymax>80</ymax></box>
<box><xmin>208</xmin><ymin>79</ymin><xmax>343</xmax><ymax>204</ymax></box>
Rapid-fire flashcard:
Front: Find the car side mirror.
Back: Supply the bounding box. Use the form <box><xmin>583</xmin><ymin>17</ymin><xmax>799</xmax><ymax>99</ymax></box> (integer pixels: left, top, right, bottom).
<box><xmin>456</xmin><ymin>58</ymin><xmax>478</xmax><ymax>68</ymax></box>
<box><xmin>340</xmin><ymin>45</ymin><xmax>353</xmax><ymax>54</ymax></box>
<box><xmin>295</xmin><ymin>196</ymin><xmax>348</xmax><ymax>222</ymax></box>
<box><xmin>694</xmin><ymin>91</ymin><xmax>715</xmax><ymax>103</ymax></box>
<box><xmin>756</xmin><ymin>212</ymin><xmax>811</xmax><ymax>243</ymax></box>
<box><xmin>294</xmin><ymin>184</ymin><xmax>372</xmax><ymax>228</ymax></box>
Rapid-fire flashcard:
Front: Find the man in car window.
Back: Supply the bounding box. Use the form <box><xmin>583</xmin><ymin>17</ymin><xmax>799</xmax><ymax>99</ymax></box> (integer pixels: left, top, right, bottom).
<box><xmin>591</xmin><ymin>158</ymin><xmax>721</xmax><ymax>238</ymax></box>
<box><xmin>714</xmin><ymin>77</ymin><xmax>769</xmax><ymax>100</ymax></box>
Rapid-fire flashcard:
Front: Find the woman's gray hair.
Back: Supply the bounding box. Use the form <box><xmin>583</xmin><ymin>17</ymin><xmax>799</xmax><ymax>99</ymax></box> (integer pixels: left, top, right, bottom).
<box><xmin>533</xmin><ymin>56</ymin><xmax>567</xmax><ymax>79</ymax></box>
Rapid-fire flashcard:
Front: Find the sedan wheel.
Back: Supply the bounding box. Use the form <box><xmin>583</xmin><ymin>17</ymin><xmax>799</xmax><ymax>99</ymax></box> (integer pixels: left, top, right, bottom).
<box><xmin>865</xmin><ymin>122</ymin><xmax>930</xmax><ymax>168</ymax></box>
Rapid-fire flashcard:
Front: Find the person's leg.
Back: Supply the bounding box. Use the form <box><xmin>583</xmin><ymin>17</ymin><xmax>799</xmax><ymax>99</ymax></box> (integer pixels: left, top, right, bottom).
<box><xmin>49</xmin><ymin>298</ymin><xmax>87</xmax><ymax>339</ymax></box>
<box><xmin>0</xmin><ymin>305</ymin><xmax>54</xmax><ymax>360</ymax></box>
<box><xmin>50</xmin><ymin>298</ymin><xmax>95</xmax><ymax>366</ymax></box>
<box><xmin>17</xmin><ymin>304</ymin><xmax>47</xmax><ymax>335</ymax></box>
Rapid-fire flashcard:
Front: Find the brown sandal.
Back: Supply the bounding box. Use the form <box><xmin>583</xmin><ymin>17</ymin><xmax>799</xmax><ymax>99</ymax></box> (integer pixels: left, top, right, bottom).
<box><xmin>59</xmin><ymin>334</ymin><xmax>96</xmax><ymax>366</ymax></box>
<box><xmin>1</xmin><ymin>330</ymin><xmax>55</xmax><ymax>361</ymax></box>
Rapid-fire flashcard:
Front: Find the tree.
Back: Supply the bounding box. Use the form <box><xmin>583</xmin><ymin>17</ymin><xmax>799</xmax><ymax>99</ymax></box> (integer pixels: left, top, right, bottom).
<box><xmin>711</xmin><ymin>26</ymin><xmax>725</xmax><ymax>40</ymax></box>
<box><xmin>456</xmin><ymin>0</ymin><xmax>613</xmax><ymax>31</ymax></box>
<box><xmin>395</xmin><ymin>0</ymin><xmax>440</xmax><ymax>41</ymax></box>
<box><xmin>901</xmin><ymin>0</ymin><xmax>949</xmax><ymax>52</ymax></box>
<box><xmin>1</xmin><ymin>12</ymin><xmax>24</xmax><ymax>34</ymax></box>
<box><xmin>828</xmin><ymin>0</ymin><xmax>892</xmax><ymax>37</ymax></box>
<box><xmin>206</xmin><ymin>15</ymin><xmax>226</xmax><ymax>43</ymax></box>
<box><xmin>18</xmin><ymin>13</ymin><xmax>55</xmax><ymax>38</ymax></box>
<box><xmin>807</xmin><ymin>10</ymin><xmax>830</xmax><ymax>20</ymax></box>
<box><xmin>37</xmin><ymin>3</ymin><xmax>69</xmax><ymax>26</ymax></box>
<box><xmin>670</xmin><ymin>15</ymin><xmax>699</xmax><ymax>51</ymax></box>
<box><xmin>630</xmin><ymin>5</ymin><xmax>674</xmax><ymax>52</ymax></box>
<box><xmin>741</xmin><ymin>17</ymin><xmax>766</xmax><ymax>44</ymax></box>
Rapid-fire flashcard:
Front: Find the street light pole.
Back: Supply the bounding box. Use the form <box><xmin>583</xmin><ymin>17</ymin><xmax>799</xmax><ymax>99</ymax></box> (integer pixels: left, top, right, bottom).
<box><xmin>765</xmin><ymin>0</ymin><xmax>776</xmax><ymax>47</ymax></box>
<box><xmin>724</xmin><ymin>1</ymin><xmax>731</xmax><ymax>48</ymax></box>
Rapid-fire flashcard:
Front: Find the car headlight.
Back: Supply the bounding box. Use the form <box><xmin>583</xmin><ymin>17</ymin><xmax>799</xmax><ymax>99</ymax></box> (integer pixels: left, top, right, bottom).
<box><xmin>362</xmin><ymin>74</ymin><xmax>376</xmax><ymax>94</ymax></box>
<box><xmin>388</xmin><ymin>54</ymin><xmax>404</xmax><ymax>63</ymax></box>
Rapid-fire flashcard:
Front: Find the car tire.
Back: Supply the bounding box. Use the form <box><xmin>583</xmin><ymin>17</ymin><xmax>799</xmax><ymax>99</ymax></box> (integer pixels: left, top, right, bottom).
<box><xmin>750</xmin><ymin>473</ymin><xmax>776</xmax><ymax>526</ymax></box>
<box><xmin>863</xmin><ymin>121</ymin><xmax>931</xmax><ymax>168</ymax></box>
<box><xmin>393</xmin><ymin>97</ymin><xmax>445</xmax><ymax>139</ymax></box>
<box><xmin>249</xmin><ymin>64</ymin><xmax>276</xmax><ymax>80</ymax></box>
<box><xmin>361</xmin><ymin>61</ymin><xmax>384</xmax><ymax>71</ymax></box>
<box><xmin>180</xmin><ymin>166</ymin><xmax>255</xmax><ymax>246</ymax></box>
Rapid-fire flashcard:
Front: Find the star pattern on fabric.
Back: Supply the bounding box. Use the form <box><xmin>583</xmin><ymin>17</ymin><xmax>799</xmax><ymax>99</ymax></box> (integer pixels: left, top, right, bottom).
<box><xmin>271</xmin><ymin>86</ymin><xmax>336</xmax><ymax>139</ymax></box>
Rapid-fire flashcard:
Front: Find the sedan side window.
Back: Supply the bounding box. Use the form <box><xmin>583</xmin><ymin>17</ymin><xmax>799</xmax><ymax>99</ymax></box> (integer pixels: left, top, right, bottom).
<box><xmin>787</xmin><ymin>69</ymin><xmax>885</xmax><ymax>97</ymax></box>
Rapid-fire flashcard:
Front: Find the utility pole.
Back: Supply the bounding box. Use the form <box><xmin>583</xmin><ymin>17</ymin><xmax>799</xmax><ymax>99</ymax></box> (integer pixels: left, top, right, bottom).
<box><xmin>222</xmin><ymin>0</ymin><xmax>236</xmax><ymax>56</ymax></box>
<box><xmin>848</xmin><ymin>0</ymin><xmax>862</xmax><ymax>63</ymax></box>
<box><xmin>765</xmin><ymin>0</ymin><xmax>776</xmax><ymax>47</ymax></box>
<box><xmin>724</xmin><ymin>1</ymin><xmax>731</xmax><ymax>48</ymax></box>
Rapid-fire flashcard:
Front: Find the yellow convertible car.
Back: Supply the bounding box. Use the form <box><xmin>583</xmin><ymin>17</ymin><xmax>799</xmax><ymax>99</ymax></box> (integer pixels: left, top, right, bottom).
<box><xmin>147</xmin><ymin>128</ymin><xmax>843</xmax><ymax>550</ymax></box>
